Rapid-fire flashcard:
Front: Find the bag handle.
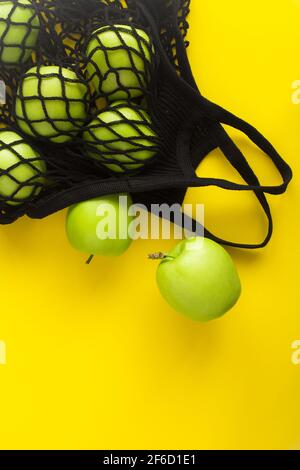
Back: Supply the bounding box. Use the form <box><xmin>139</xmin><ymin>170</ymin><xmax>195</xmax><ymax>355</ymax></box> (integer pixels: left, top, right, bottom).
<box><xmin>174</xmin><ymin>91</ymin><xmax>292</xmax><ymax>248</ymax></box>
<box><xmin>198</xmin><ymin>122</ymin><xmax>274</xmax><ymax>249</ymax></box>
<box><xmin>202</xmin><ymin>99</ymin><xmax>293</xmax><ymax>194</ymax></box>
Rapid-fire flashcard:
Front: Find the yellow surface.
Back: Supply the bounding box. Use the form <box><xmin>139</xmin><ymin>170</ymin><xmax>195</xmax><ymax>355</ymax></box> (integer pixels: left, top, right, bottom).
<box><xmin>0</xmin><ymin>0</ymin><xmax>300</xmax><ymax>450</ymax></box>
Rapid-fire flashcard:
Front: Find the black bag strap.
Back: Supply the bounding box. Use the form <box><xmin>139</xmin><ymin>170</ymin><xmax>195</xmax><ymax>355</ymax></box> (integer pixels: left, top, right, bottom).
<box><xmin>203</xmin><ymin>99</ymin><xmax>293</xmax><ymax>194</ymax></box>
<box><xmin>174</xmin><ymin>114</ymin><xmax>272</xmax><ymax>249</ymax></box>
<box><xmin>174</xmin><ymin>100</ymin><xmax>292</xmax><ymax>248</ymax></box>
<box><xmin>198</xmin><ymin>123</ymin><xmax>274</xmax><ymax>249</ymax></box>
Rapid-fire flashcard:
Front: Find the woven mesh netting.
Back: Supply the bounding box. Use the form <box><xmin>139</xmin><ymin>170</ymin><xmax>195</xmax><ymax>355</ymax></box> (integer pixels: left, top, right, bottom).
<box><xmin>0</xmin><ymin>0</ymin><xmax>292</xmax><ymax>248</ymax></box>
<box><xmin>0</xmin><ymin>127</ymin><xmax>46</xmax><ymax>209</ymax></box>
<box><xmin>159</xmin><ymin>0</ymin><xmax>191</xmax><ymax>71</ymax></box>
<box><xmin>0</xmin><ymin>0</ymin><xmax>40</xmax><ymax>65</ymax></box>
<box><xmin>0</xmin><ymin>0</ymin><xmax>192</xmax><ymax>223</ymax></box>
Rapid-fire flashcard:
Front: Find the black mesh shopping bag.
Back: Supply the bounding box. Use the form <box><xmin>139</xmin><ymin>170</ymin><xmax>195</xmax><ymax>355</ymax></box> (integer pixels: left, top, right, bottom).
<box><xmin>0</xmin><ymin>0</ymin><xmax>292</xmax><ymax>249</ymax></box>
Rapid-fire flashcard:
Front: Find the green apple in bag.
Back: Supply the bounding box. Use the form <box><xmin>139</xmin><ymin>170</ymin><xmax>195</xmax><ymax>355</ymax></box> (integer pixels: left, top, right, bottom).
<box><xmin>0</xmin><ymin>129</ymin><xmax>46</xmax><ymax>205</ymax></box>
<box><xmin>85</xmin><ymin>24</ymin><xmax>154</xmax><ymax>101</ymax></box>
<box><xmin>15</xmin><ymin>66</ymin><xmax>89</xmax><ymax>143</ymax></box>
<box><xmin>83</xmin><ymin>101</ymin><xmax>158</xmax><ymax>173</ymax></box>
<box><xmin>0</xmin><ymin>0</ymin><xmax>40</xmax><ymax>65</ymax></box>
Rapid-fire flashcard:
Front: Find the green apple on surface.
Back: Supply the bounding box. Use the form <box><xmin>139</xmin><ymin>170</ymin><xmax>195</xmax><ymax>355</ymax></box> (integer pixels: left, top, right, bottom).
<box><xmin>66</xmin><ymin>194</ymin><xmax>133</xmax><ymax>257</ymax></box>
<box><xmin>0</xmin><ymin>129</ymin><xmax>46</xmax><ymax>205</ymax></box>
<box><xmin>85</xmin><ymin>24</ymin><xmax>154</xmax><ymax>101</ymax></box>
<box><xmin>0</xmin><ymin>0</ymin><xmax>40</xmax><ymax>65</ymax></box>
<box><xmin>156</xmin><ymin>237</ymin><xmax>241</xmax><ymax>322</ymax></box>
<box><xmin>15</xmin><ymin>66</ymin><xmax>89</xmax><ymax>143</ymax></box>
<box><xmin>83</xmin><ymin>101</ymin><xmax>158</xmax><ymax>173</ymax></box>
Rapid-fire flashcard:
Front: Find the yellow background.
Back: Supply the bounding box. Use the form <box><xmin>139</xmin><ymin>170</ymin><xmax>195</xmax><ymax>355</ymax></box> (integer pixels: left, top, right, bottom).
<box><xmin>0</xmin><ymin>0</ymin><xmax>299</xmax><ymax>450</ymax></box>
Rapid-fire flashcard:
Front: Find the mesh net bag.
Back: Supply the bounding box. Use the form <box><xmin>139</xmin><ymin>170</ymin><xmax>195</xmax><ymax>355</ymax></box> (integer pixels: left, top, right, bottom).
<box><xmin>0</xmin><ymin>0</ymin><xmax>40</xmax><ymax>66</ymax></box>
<box><xmin>0</xmin><ymin>0</ymin><xmax>293</xmax><ymax>248</ymax></box>
<box><xmin>0</xmin><ymin>126</ymin><xmax>46</xmax><ymax>222</ymax></box>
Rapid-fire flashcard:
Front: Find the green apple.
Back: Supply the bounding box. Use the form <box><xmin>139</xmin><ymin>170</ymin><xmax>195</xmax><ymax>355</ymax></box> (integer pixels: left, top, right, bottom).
<box><xmin>86</xmin><ymin>24</ymin><xmax>154</xmax><ymax>101</ymax></box>
<box><xmin>83</xmin><ymin>101</ymin><xmax>158</xmax><ymax>173</ymax></box>
<box><xmin>156</xmin><ymin>237</ymin><xmax>241</xmax><ymax>322</ymax></box>
<box><xmin>0</xmin><ymin>0</ymin><xmax>40</xmax><ymax>65</ymax></box>
<box><xmin>66</xmin><ymin>194</ymin><xmax>133</xmax><ymax>256</ymax></box>
<box><xmin>15</xmin><ymin>65</ymin><xmax>89</xmax><ymax>143</ymax></box>
<box><xmin>0</xmin><ymin>129</ymin><xmax>46</xmax><ymax>205</ymax></box>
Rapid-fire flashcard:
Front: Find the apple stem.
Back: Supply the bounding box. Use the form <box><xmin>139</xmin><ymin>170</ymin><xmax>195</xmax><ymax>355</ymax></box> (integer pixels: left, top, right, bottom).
<box><xmin>148</xmin><ymin>252</ymin><xmax>168</xmax><ymax>260</ymax></box>
<box><xmin>86</xmin><ymin>255</ymin><xmax>94</xmax><ymax>265</ymax></box>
